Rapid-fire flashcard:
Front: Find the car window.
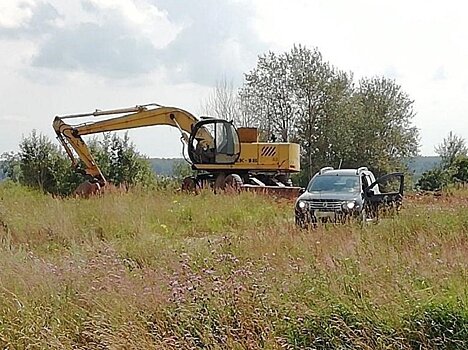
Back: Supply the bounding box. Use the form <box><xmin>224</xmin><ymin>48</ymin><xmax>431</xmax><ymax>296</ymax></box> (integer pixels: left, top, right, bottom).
<box><xmin>308</xmin><ymin>175</ymin><xmax>360</xmax><ymax>193</ymax></box>
<box><xmin>376</xmin><ymin>175</ymin><xmax>402</xmax><ymax>194</ymax></box>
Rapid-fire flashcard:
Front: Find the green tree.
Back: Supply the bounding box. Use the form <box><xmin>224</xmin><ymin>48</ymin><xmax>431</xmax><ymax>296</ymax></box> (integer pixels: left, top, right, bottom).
<box><xmin>416</xmin><ymin>133</ymin><xmax>468</xmax><ymax>191</ymax></box>
<box><xmin>240</xmin><ymin>45</ymin><xmax>356</xmax><ymax>182</ymax></box>
<box><xmin>91</xmin><ymin>133</ymin><xmax>155</xmax><ymax>188</ymax></box>
<box><xmin>435</xmin><ymin>131</ymin><xmax>467</xmax><ymax>168</ymax></box>
<box><xmin>347</xmin><ymin>77</ymin><xmax>419</xmax><ymax>176</ymax></box>
<box><xmin>1</xmin><ymin>152</ymin><xmax>21</xmax><ymax>182</ymax></box>
<box><xmin>0</xmin><ymin>130</ymin><xmax>79</xmax><ymax>194</ymax></box>
<box><xmin>448</xmin><ymin>155</ymin><xmax>468</xmax><ymax>184</ymax></box>
<box><xmin>1</xmin><ymin>131</ymin><xmax>156</xmax><ymax>195</ymax></box>
<box><xmin>240</xmin><ymin>48</ymin><xmax>303</xmax><ymax>142</ymax></box>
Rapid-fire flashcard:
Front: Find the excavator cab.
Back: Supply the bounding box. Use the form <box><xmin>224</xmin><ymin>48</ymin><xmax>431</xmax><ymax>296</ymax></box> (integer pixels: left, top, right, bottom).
<box><xmin>188</xmin><ymin>119</ymin><xmax>240</xmax><ymax>165</ymax></box>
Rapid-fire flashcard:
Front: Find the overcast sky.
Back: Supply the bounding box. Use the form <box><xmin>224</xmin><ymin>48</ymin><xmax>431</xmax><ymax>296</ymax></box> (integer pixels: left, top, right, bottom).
<box><xmin>1</xmin><ymin>0</ymin><xmax>466</xmax><ymax>158</ymax></box>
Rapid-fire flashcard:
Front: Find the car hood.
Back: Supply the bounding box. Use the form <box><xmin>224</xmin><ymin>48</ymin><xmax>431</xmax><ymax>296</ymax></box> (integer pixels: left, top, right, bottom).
<box><xmin>298</xmin><ymin>191</ymin><xmax>361</xmax><ymax>202</ymax></box>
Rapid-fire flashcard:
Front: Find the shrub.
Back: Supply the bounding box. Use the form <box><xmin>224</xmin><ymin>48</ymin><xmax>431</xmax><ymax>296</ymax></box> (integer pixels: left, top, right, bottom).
<box><xmin>1</xmin><ymin>131</ymin><xmax>156</xmax><ymax>195</ymax></box>
<box><xmin>416</xmin><ymin>168</ymin><xmax>451</xmax><ymax>191</ymax></box>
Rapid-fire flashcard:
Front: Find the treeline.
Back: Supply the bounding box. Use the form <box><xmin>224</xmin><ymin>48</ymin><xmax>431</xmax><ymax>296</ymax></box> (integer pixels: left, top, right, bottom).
<box><xmin>204</xmin><ymin>45</ymin><xmax>419</xmax><ymax>184</ymax></box>
<box><xmin>0</xmin><ymin>131</ymin><xmax>157</xmax><ymax>195</ymax></box>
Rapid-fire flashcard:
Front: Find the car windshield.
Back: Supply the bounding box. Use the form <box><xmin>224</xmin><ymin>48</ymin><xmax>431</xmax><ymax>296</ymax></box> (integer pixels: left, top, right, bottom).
<box><xmin>307</xmin><ymin>175</ymin><xmax>360</xmax><ymax>193</ymax></box>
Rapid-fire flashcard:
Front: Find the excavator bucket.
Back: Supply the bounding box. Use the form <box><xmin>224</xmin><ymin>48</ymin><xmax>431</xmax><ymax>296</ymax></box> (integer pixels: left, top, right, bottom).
<box><xmin>72</xmin><ymin>181</ymin><xmax>102</xmax><ymax>198</ymax></box>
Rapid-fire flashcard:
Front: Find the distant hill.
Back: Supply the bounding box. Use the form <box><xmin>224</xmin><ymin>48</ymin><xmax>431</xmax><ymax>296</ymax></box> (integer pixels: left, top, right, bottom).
<box><xmin>406</xmin><ymin>156</ymin><xmax>441</xmax><ymax>179</ymax></box>
<box><xmin>147</xmin><ymin>158</ymin><xmax>184</xmax><ymax>176</ymax></box>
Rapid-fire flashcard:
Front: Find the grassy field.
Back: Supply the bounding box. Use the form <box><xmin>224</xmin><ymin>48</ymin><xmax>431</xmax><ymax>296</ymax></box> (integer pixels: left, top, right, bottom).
<box><xmin>0</xmin><ymin>182</ymin><xmax>466</xmax><ymax>349</ymax></box>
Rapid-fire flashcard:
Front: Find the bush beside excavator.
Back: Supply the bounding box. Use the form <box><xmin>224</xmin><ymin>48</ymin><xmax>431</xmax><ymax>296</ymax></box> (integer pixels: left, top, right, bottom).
<box><xmin>53</xmin><ymin>103</ymin><xmax>301</xmax><ymax>198</ymax></box>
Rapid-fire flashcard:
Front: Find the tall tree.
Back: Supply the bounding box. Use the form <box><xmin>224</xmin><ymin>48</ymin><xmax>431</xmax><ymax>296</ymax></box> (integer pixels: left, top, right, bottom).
<box><xmin>239</xmin><ymin>50</ymin><xmax>300</xmax><ymax>142</ymax></box>
<box><xmin>346</xmin><ymin>77</ymin><xmax>419</xmax><ymax>176</ymax></box>
<box><xmin>90</xmin><ymin>133</ymin><xmax>155</xmax><ymax>188</ymax></box>
<box><xmin>239</xmin><ymin>45</ymin><xmax>355</xmax><ymax>179</ymax></box>
<box><xmin>12</xmin><ymin>130</ymin><xmax>74</xmax><ymax>194</ymax></box>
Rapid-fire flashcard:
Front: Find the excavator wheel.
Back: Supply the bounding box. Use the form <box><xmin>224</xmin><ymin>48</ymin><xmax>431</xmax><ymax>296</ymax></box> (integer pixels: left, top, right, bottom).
<box><xmin>224</xmin><ymin>174</ymin><xmax>243</xmax><ymax>192</ymax></box>
<box><xmin>181</xmin><ymin>176</ymin><xmax>198</xmax><ymax>193</ymax></box>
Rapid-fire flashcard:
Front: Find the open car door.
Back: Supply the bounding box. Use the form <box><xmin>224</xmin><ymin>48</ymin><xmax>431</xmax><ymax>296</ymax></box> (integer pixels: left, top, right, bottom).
<box><xmin>363</xmin><ymin>172</ymin><xmax>404</xmax><ymax>219</ymax></box>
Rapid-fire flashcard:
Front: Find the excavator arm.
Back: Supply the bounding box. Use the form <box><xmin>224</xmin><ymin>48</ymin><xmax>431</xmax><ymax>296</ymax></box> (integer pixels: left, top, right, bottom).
<box><xmin>53</xmin><ymin>104</ymin><xmax>213</xmax><ymax>185</ymax></box>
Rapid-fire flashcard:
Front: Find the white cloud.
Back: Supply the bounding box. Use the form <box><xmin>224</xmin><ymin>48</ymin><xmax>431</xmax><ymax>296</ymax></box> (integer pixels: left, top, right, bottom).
<box><xmin>82</xmin><ymin>0</ymin><xmax>180</xmax><ymax>48</ymax></box>
<box><xmin>0</xmin><ymin>0</ymin><xmax>36</xmax><ymax>29</ymax></box>
<box><xmin>0</xmin><ymin>0</ymin><xmax>467</xmax><ymax>157</ymax></box>
<box><xmin>152</xmin><ymin>0</ymin><xmax>264</xmax><ymax>85</ymax></box>
<box><xmin>0</xmin><ymin>0</ymin><xmax>264</xmax><ymax>158</ymax></box>
<box><xmin>21</xmin><ymin>0</ymin><xmax>180</xmax><ymax>78</ymax></box>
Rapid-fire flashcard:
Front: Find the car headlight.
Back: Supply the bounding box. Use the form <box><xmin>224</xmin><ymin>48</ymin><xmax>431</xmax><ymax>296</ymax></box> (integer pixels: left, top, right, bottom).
<box><xmin>342</xmin><ymin>201</ymin><xmax>355</xmax><ymax>210</ymax></box>
<box><xmin>298</xmin><ymin>201</ymin><xmax>306</xmax><ymax>209</ymax></box>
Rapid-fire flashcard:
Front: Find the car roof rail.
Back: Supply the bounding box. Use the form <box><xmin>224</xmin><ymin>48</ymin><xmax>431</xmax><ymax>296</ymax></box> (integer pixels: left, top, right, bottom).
<box><xmin>356</xmin><ymin>166</ymin><xmax>368</xmax><ymax>174</ymax></box>
<box><xmin>319</xmin><ymin>166</ymin><xmax>334</xmax><ymax>174</ymax></box>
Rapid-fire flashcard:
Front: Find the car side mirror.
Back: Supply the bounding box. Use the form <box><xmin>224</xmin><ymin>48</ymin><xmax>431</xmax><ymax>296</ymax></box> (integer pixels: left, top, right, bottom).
<box><xmin>366</xmin><ymin>189</ymin><xmax>375</xmax><ymax>197</ymax></box>
<box><xmin>299</xmin><ymin>187</ymin><xmax>306</xmax><ymax>195</ymax></box>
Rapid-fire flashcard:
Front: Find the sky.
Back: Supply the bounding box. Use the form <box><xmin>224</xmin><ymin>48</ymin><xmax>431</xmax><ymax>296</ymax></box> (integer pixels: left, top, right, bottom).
<box><xmin>1</xmin><ymin>0</ymin><xmax>467</xmax><ymax>158</ymax></box>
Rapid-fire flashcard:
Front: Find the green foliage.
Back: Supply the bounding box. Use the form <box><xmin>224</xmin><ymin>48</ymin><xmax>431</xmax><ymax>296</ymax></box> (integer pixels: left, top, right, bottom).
<box><xmin>407</xmin><ymin>302</ymin><xmax>468</xmax><ymax>348</ymax></box>
<box><xmin>172</xmin><ymin>159</ymin><xmax>194</xmax><ymax>180</ymax></box>
<box><xmin>451</xmin><ymin>156</ymin><xmax>468</xmax><ymax>183</ymax></box>
<box><xmin>435</xmin><ymin>131</ymin><xmax>467</xmax><ymax>168</ymax></box>
<box><xmin>240</xmin><ymin>45</ymin><xmax>419</xmax><ymax>180</ymax></box>
<box><xmin>1</xmin><ymin>152</ymin><xmax>21</xmax><ymax>182</ymax></box>
<box><xmin>417</xmin><ymin>133</ymin><xmax>468</xmax><ymax>191</ymax></box>
<box><xmin>282</xmin><ymin>305</ymin><xmax>395</xmax><ymax>349</ymax></box>
<box><xmin>1</xmin><ymin>131</ymin><xmax>156</xmax><ymax>195</ymax></box>
<box><xmin>416</xmin><ymin>168</ymin><xmax>451</xmax><ymax>191</ymax></box>
<box><xmin>347</xmin><ymin>77</ymin><xmax>419</xmax><ymax>177</ymax></box>
<box><xmin>281</xmin><ymin>302</ymin><xmax>468</xmax><ymax>349</ymax></box>
<box><xmin>1</xmin><ymin>130</ymin><xmax>79</xmax><ymax>194</ymax></box>
<box><xmin>89</xmin><ymin>133</ymin><xmax>155</xmax><ymax>188</ymax></box>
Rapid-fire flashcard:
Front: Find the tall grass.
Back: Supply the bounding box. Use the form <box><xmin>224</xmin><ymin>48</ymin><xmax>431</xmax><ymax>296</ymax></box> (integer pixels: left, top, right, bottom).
<box><xmin>0</xmin><ymin>181</ymin><xmax>466</xmax><ymax>349</ymax></box>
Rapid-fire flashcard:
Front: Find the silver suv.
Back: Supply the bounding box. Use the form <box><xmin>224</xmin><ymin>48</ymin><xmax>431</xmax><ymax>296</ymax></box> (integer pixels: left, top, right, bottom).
<box><xmin>295</xmin><ymin>166</ymin><xmax>404</xmax><ymax>227</ymax></box>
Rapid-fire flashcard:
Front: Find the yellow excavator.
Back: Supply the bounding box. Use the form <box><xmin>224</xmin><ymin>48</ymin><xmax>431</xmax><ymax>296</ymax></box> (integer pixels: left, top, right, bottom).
<box><xmin>53</xmin><ymin>103</ymin><xmax>301</xmax><ymax>196</ymax></box>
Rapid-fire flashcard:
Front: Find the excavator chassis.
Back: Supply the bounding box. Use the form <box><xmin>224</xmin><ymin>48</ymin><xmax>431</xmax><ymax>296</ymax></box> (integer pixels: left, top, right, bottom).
<box><xmin>182</xmin><ymin>172</ymin><xmax>302</xmax><ymax>200</ymax></box>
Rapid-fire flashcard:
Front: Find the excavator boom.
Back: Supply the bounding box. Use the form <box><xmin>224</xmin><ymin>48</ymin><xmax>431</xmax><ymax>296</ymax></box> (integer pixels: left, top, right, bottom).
<box><xmin>53</xmin><ymin>104</ymin><xmax>213</xmax><ymax>185</ymax></box>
